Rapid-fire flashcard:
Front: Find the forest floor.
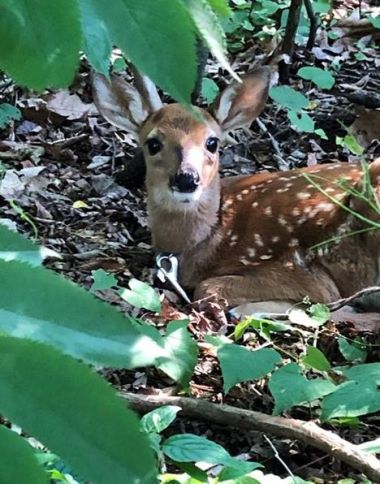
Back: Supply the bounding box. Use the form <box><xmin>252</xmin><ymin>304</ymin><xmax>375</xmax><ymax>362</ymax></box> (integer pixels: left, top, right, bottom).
<box><xmin>0</xmin><ymin>2</ymin><xmax>380</xmax><ymax>482</ymax></box>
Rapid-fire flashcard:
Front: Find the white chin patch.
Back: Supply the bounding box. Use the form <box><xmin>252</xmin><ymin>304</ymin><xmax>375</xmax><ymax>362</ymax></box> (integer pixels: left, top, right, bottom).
<box><xmin>171</xmin><ymin>189</ymin><xmax>202</xmax><ymax>205</ymax></box>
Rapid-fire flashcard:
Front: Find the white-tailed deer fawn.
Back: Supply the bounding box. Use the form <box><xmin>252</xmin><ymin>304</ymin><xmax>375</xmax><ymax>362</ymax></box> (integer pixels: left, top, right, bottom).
<box><xmin>93</xmin><ymin>68</ymin><xmax>380</xmax><ymax>311</ymax></box>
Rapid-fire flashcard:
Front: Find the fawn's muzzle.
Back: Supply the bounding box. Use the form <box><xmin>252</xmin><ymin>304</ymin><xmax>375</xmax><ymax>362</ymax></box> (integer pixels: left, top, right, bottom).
<box><xmin>170</xmin><ymin>170</ymin><xmax>200</xmax><ymax>193</ymax></box>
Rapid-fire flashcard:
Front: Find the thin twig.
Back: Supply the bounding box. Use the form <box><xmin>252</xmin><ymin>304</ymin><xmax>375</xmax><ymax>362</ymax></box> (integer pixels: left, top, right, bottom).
<box><xmin>123</xmin><ymin>393</ymin><xmax>380</xmax><ymax>482</ymax></box>
<box><xmin>263</xmin><ymin>435</ymin><xmax>295</xmax><ymax>480</ymax></box>
<box><xmin>280</xmin><ymin>0</ymin><xmax>302</xmax><ymax>83</ymax></box>
<box><xmin>326</xmin><ymin>286</ymin><xmax>380</xmax><ymax>312</ymax></box>
<box><xmin>255</xmin><ymin>118</ymin><xmax>288</xmax><ymax>170</ymax></box>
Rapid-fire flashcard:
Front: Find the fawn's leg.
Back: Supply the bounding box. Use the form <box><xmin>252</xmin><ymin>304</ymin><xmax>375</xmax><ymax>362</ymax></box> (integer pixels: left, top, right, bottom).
<box><xmin>194</xmin><ymin>261</ymin><xmax>341</xmax><ymax>311</ymax></box>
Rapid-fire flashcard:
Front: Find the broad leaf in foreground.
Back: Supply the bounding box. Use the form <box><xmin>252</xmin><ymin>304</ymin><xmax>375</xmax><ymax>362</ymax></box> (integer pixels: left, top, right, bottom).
<box><xmin>207</xmin><ymin>336</ymin><xmax>281</xmax><ymax>393</ymax></box>
<box><xmin>0</xmin><ymin>0</ymin><xmax>81</xmax><ymax>89</ymax></box>
<box><xmin>269</xmin><ymin>363</ymin><xmax>335</xmax><ymax>415</ymax></box>
<box><xmin>0</xmin><ymin>337</ymin><xmax>156</xmax><ymax>484</ymax></box>
<box><xmin>0</xmin><ymin>224</ymin><xmax>57</xmax><ymax>266</ymax></box>
<box><xmin>83</xmin><ymin>0</ymin><xmax>197</xmax><ymax>104</ymax></box>
<box><xmin>0</xmin><ymin>260</ymin><xmax>193</xmax><ymax>379</ymax></box>
<box><xmin>0</xmin><ymin>424</ymin><xmax>48</xmax><ymax>484</ymax></box>
<box><xmin>334</xmin><ymin>362</ymin><xmax>380</xmax><ymax>385</ymax></box>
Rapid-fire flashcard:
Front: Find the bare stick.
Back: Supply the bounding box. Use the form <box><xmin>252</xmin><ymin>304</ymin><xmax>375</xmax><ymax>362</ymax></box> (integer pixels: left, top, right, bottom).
<box><xmin>123</xmin><ymin>393</ymin><xmax>380</xmax><ymax>481</ymax></box>
<box><xmin>280</xmin><ymin>0</ymin><xmax>302</xmax><ymax>83</ymax></box>
<box><xmin>303</xmin><ymin>0</ymin><xmax>318</xmax><ymax>50</ymax></box>
<box><xmin>326</xmin><ymin>286</ymin><xmax>380</xmax><ymax>312</ymax></box>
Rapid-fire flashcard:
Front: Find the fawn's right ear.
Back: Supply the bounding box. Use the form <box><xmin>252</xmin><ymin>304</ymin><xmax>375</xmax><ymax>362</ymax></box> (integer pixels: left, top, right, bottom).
<box><xmin>92</xmin><ymin>73</ymin><xmax>163</xmax><ymax>136</ymax></box>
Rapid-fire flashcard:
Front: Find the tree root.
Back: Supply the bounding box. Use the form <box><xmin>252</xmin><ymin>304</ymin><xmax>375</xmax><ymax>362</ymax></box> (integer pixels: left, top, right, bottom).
<box><xmin>123</xmin><ymin>392</ymin><xmax>380</xmax><ymax>482</ymax></box>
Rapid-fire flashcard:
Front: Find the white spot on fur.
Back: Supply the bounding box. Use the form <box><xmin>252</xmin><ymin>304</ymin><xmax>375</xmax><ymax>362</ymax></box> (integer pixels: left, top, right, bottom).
<box><xmin>252</xmin><ymin>201</ymin><xmax>259</xmax><ymax>208</ymax></box>
<box><xmin>276</xmin><ymin>187</ymin><xmax>290</xmax><ymax>193</ymax></box>
<box><xmin>242</xmin><ymin>189</ymin><xmax>249</xmax><ymax>195</ymax></box>
<box><xmin>240</xmin><ymin>257</ymin><xmax>250</xmax><ymax>265</ymax></box>
<box><xmin>292</xmin><ymin>207</ymin><xmax>301</xmax><ymax>216</ymax></box>
<box><xmin>289</xmin><ymin>238</ymin><xmax>299</xmax><ymax>247</ymax></box>
<box><xmin>260</xmin><ymin>254</ymin><xmax>272</xmax><ymax>260</ymax></box>
<box><xmin>236</xmin><ymin>194</ymin><xmax>243</xmax><ymax>201</ymax></box>
<box><xmin>272</xmin><ymin>235</ymin><xmax>280</xmax><ymax>243</ymax></box>
<box><xmin>316</xmin><ymin>202</ymin><xmax>335</xmax><ymax>212</ymax></box>
<box><xmin>254</xmin><ymin>233</ymin><xmax>264</xmax><ymax>247</ymax></box>
<box><xmin>297</xmin><ymin>192</ymin><xmax>311</xmax><ymax>200</ymax></box>
<box><xmin>264</xmin><ymin>206</ymin><xmax>272</xmax><ymax>216</ymax></box>
<box><xmin>231</xmin><ymin>234</ymin><xmax>238</xmax><ymax>241</ymax></box>
<box><xmin>247</xmin><ymin>247</ymin><xmax>256</xmax><ymax>258</ymax></box>
<box><xmin>278</xmin><ymin>215</ymin><xmax>287</xmax><ymax>226</ymax></box>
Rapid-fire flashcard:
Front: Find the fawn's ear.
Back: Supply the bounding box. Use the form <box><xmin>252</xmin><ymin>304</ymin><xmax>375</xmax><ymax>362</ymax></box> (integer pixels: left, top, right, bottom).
<box><xmin>92</xmin><ymin>72</ymin><xmax>162</xmax><ymax>136</ymax></box>
<box><xmin>212</xmin><ymin>66</ymin><xmax>271</xmax><ymax>132</ymax></box>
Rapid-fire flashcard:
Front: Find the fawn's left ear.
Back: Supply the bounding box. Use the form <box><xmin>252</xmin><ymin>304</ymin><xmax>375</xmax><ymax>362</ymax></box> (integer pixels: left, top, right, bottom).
<box><xmin>211</xmin><ymin>66</ymin><xmax>271</xmax><ymax>132</ymax></box>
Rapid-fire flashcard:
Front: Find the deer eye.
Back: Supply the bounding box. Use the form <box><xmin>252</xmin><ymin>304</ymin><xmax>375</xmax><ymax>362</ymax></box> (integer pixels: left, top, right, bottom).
<box><xmin>146</xmin><ymin>137</ymin><xmax>163</xmax><ymax>155</ymax></box>
<box><xmin>205</xmin><ymin>137</ymin><xmax>219</xmax><ymax>154</ymax></box>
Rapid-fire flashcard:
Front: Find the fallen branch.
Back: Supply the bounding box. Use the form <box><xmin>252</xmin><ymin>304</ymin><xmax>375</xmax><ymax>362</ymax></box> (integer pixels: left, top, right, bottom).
<box><xmin>123</xmin><ymin>392</ymin><xmax>380</xmax><ymax>482</ymax></box>
<box><xmin>326</xmin><ymin>286</ymin><xmax>380</xmax><ymax>312</ymax></box>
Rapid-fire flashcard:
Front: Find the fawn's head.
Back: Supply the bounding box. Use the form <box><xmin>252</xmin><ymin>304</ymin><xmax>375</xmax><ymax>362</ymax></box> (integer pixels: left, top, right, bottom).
<box><xmin>93</xmin><ymin>67</ymin><xmax>271</xmax><ymax>210</ymax></box>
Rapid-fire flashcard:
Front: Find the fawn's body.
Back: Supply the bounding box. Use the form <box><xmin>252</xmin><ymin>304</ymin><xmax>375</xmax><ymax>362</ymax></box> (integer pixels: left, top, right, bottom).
<box><xmin>93</xmin><ymin>68</ymin><xmax>380</xmax><ymax>309</ymax></box>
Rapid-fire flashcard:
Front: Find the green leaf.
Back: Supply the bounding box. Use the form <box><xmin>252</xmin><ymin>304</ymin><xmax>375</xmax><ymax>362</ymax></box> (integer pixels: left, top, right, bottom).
<box><xmin>287</xmin><ymin>110</ymin><xmax>315</xmax><ymax>133</ymax></box>
<box><xmin>158</xmin><ymin>320</ymin><xmax>198</xmax><ymax>386</ymax></box>
<box><xmin>0</xmin><ymin>260</ymin><xmax>164</xmax><ymax>369</ymax></box>
<box><xmin>201</xmin><ymin>78</ymin><xmax>219</xmax><ymax>103</ymax></box>
<box><xmin>162</xmin><ymin>434</ymin><xmax>260</xmax><ymax>477</ymax></box>
<box><xmin>337</xmin><ymin>337</ymin><xmax>367</xmax><ymax>363</ymax></box>
<box><xmin>141</xmin><ymin>405</ymin><xmax>182</xmax><ymax>434</ymax></box>
<box><xmin>302</xmin><ymin>346</ymin><xmax>331</xmax><ymax>372</ymax></box>
<box><xmin>336</xmin><ymin>134</ymin><xmax>364</xmax><ymax>156</ymax></box>
<box><xmin>83</xmin><ymin>0</ymin><xmax>197</xmax><ymax>104</ymax></box>
<box><xmin>0</xmin><ymin>336</ymin><xmax>156</xmax><ymax>484</ymax></box>
<box><xmin>206</xmin><ymin>337</ymin><xmax>281</xmax><ymax>393</ymax></box>
<box><xmin>0</xmin><ymin>424</ymin><xmax>48</xmax><ymax>484</ymax></box>
<box><xmin>120</xmin><ymin>278</ymin><xmax>161</xmax><ymax>312</ymax></box>
<box><xmin>0</xmin><ymin>1</ymin><xmax>81</xmax><ymax>89</ymax></box>
<box><xmin>269</xmin><ymin>86</ymin><xmax>309</xmax><ymax>111</ymax></box>
<box><xmin>315</xmin><ymin>128</ymin><xmax>328</xmax><ymax>139</ymax></box>
<box><xmin>205</xmin><ymin>0</ymin><xmax>231</xmax><ymax>17</ymax></box>
<box><xmin>0</xmin><ymin>224</ymin><xmax>57</xmax><ymax>266</ymax></box>
<box><xmin>80</xmin><ymin>0</ymin><xmax>112</xmax><ymax>76</ymax></box>
<box><xmin>0</xmin><ymin>103</ymin><xmax>21</xmax><ymax>129</ymax></box>
<box><xmin>90</xmin><ymin>268</ymin><xmax>118</xmax><ymax>292</ymax></box>
<box><xmin>184</xmin><ymin>0</ymin><xmax>238</xmax><ymax>82</ymax></box>
<box><xmin>358</xmin><ymin>437</ymin><xmax>380</xmax><ymax>454</ymax></box>
<box><xmin>269</xmin><ymin>363</ymin><xmax>336</xmax><ymax>415</ymax></box>
<box><xmin>308</xmin><ymin>303</ymin><xmax>330</xmax><ymax>325</ymax></box>
<box><xmin>334</xmin><ymin>363</ymin><xmax>380</xmax><ymax>385</ymax></box>
<box><xmin>297</xmin><ymin>67</ymin><xmax>335</xmax><ymax>89</ymax></box>
<box><xmin>321</xmin><ymin>380</ymin><xmax>380</xmax><ymax>420</ymax></box>
<box><xmin>369</xmin><ymin>14</ymin><xmax>380</xmax><ymax>29</ymax></box>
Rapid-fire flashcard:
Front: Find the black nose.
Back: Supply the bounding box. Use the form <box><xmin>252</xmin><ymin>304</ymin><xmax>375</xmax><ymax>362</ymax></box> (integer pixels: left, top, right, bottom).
<box><xmin>171</xmin><ymin>171</ymin><xmax>200</xmax><ymax>193</ymax></box>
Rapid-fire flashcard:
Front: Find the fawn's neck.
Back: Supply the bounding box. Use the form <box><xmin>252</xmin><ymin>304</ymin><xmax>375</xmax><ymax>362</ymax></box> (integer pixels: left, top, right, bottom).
<box><xmin>147</xmin><ymin>175</ymin><xmax>222</xmax><ymax>256</ymax></box>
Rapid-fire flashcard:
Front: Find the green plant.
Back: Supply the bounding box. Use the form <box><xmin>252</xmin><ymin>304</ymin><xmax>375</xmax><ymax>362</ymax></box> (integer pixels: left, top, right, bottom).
<box><xmin>0</xmin><ymin>0</ymin><xmax>232</xmax><ymax>104</ymax></box>
<box><xmin>0</xmin><ymin>225</ymin><xmax>198</xmax><ymax>482</ymax></box>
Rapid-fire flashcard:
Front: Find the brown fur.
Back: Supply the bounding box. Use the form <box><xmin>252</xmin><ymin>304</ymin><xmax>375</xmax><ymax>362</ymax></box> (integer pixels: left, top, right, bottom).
<box><xmin>93</xmin><ymin>70</ymin><xmax>380</xmax><ymax>309</ymax></box>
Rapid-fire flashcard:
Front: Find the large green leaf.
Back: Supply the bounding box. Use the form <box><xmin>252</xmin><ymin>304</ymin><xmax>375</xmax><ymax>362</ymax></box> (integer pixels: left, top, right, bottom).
<box><xmin>335</xmin><ymin>363</ymin><xmax>380</xmax><ymax>385</ymax></box>
<box><xmin>0</xmin><ymin>260</ymin><xmax>163</xmax><ymax>369</ymax></box>
<box><xmin>269</xmin><ymin>86</ymin><xmax>309</xmax><ymax>111</ymax></box>
<box><xmin>0</xmin><ymin>337</ymin><xmax>156</xmax><ymax>483</ymax></box>
<box><xmin>0</xmin><ymin>1</ymin><xmax>81</xmax><ymax>89</ymax></box>
<box><xmin>321</xmin><ymin>380</ymin><xmax>380</xmax><ymax>421</ymax></box>
<box><xmin>297</xmin><ymin>67</ymin><xmax>335</xmax><ymax>89</ymax></box>
<box><xmin>207</xmin><ymin>337</ymin><xmax>281</xmax><ymax>393</ymax></box>
<box><xmin>83</xmin><ymin>0</ymin><xmax>197</xmax><ymax>103</ymax></box>
<box><xmin>0</xmin><ymin>424</ymin><xmax>48</xmax><ymax>484</ymax></box>
<box><xmin>269</xmin><ymin>363</ymin><xmax>336</xmax><ymax>415</ymax></box>
<box><xmin>80</xmin><ymin>0</ymin><xmax>112</xmax><ymax>76</ymax></box>
<box><xmin>0</xmin><ymin>224</ymin><xmax>55</xmax><ymax>266</ymax></box>
<box><xmin>156</xmin><ymin>320</ymin><xmax>198</xmax><ymax>386</ymax></box>
<box><xmin>0</xmin><ymin>260</ymin><xmax>197</xmax><ymax>384</ymax></box>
